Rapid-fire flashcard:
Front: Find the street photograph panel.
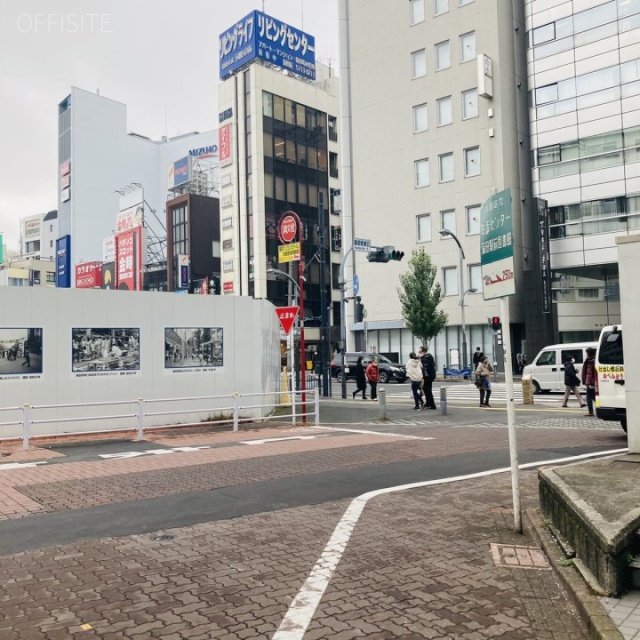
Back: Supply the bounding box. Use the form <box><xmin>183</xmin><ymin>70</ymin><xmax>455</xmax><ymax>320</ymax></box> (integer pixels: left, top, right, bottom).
<box><xmin>72</xmin><ymin>328</ymin><xmax>141</xmax><ymax>376</ymax></box>
<box><xmin>164</xmin><ymin>327</ymin><xmax>223</xmax><ymax>371</ymax></box>
<box><xmin>0</xmin><ymin>328</ymin><xmax>43</xmax><ymax>376</ymax></box>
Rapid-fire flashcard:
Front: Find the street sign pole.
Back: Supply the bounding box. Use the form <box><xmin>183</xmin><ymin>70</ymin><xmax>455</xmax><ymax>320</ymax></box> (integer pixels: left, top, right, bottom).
<box><xmin>480</xmin><ymin>188</ymin><xmax>521</xmax><ymax>533</ymax></box>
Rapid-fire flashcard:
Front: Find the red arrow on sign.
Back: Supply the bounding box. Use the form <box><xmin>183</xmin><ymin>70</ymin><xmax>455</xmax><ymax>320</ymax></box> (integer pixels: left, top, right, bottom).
<box><xmin>275</xmin><ymin>306</ymin><xmax>299</xmax><ymax>336</ymax></box>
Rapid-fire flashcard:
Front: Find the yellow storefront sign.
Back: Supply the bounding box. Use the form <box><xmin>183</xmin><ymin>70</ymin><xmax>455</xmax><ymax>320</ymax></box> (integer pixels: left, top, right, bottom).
<box><xmin>278</xmin><ymin>242</ymin><xmax>300</xmax><ymax>263</ymax></box>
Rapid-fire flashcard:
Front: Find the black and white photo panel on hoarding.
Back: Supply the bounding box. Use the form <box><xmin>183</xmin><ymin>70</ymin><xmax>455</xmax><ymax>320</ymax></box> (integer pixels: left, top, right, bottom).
<box><xmin>72</xmin><ymin>328</ymin><xmax>140</xmax><ymax>377</ymax></box>
<box><xmin>0</xmin><ymin>328</ymin><xmax>43</xmax><ymax>379</ymax></box>
<box><xmin>164</xmin><ymin>327</ymin><xmax>223</xmax><ymax>373</ymax></box>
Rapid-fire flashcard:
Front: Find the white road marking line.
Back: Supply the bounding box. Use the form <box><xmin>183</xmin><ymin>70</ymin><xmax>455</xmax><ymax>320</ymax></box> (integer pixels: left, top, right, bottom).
<box><xmin>271</xmin><ymin>447</ymin><xmax>628</xmax><ymax>640</ymax></box>
<box><xmin>314</xmin><ymin>426</ymin><xmax>434</xmax><ymax>441</ymax></box>
<box><xmin>0</xmin><ymin>461</ymin><xmax>48</xmax><ymax>471</ymax></box>
<box><xmin>241</xmin><ymin>436</ymin><xmax>318</xmax><ymax>446</ymax></box>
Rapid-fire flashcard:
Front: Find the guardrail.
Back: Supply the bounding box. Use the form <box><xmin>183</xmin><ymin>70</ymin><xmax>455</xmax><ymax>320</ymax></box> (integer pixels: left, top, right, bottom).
<box><xmin>3</xmin><ymin>389</ymin><xmax>320</xmax><ymax>450</ymax></box>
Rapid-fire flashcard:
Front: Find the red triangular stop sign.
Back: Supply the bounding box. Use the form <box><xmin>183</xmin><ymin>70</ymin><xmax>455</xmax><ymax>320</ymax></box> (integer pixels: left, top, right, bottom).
<box><xmin>275</xmin><ymin>306</ymin><xmax>299</xmax><ymax>335</ymax></box>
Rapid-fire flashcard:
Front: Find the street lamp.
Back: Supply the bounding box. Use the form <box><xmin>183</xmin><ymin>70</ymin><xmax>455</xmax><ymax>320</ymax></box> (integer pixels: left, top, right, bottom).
<box><xmin>440</xmin><ymin>229</ymin><xmax>474</xmax><ymax>369</ymax></box>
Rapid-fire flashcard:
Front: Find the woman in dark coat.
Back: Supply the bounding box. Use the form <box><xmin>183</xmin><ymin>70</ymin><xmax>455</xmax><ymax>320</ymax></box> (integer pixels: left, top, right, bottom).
<box><xmin>352</xmin><ymin>356</ymin><xmax>367</xmax><ymax>399</ymax></box>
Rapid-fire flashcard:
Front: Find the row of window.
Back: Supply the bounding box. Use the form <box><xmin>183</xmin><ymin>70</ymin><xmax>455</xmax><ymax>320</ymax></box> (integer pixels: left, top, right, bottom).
<box><xmin>415</xmin><ymin>147</ymin><xmax>481</xmax><ymax>187</ymax></box>
<box><xmin>410</xmin><ymin>0</ymin><xmax>474</xmax><ymax>25</ymax></box>
<box><xmin>411</xmin><ymin>31</ymin><xmax>476</xmax><ymax>78</ymax></box>
<box><xmin>528</xmin><ymin>0</ymin><xmax>639</xmax><ymax>60</ymax></box>
<box><xmin>416</xmin><ymin>206</ymin><xmax>481</xmax><ymax>244</ymax></box>
<box><xmin>442</xmin><ymin>263</ymin><xmax>482</xmax><ymax>296</ymax></box>
<box><xmin>413</xmin><ymin>89</ymin><xmax>478</xmax><ymax>132</ymax></box>
<box><xmin>549</xmin><ymin>195</ymin><xmax>640</xmax><ymax>238</ymax></box>
<box><xmin>532</xmin><ymin>59</ymin><xmax>640</xmax><ymax>110</ymax></box>
<box><xmin>534</xmin><ymin>126</ymin><xmax>640</xmax><ymax>179</ymax></box>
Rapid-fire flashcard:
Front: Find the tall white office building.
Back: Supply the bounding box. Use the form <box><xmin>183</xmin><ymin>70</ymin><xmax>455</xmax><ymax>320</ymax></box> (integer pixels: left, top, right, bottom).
<box><xmin>526</xmin><ymin>0</ymin><xmax>640</xmax><ymax>341</ymax></box>
<box><xmin>343</xmin><ymin>0</ymin><xmax>550</xmax><ymax>367</ymax></box>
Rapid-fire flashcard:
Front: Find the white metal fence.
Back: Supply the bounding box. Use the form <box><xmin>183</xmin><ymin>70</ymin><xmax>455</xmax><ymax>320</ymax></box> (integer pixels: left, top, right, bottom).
<box><xmin>0</xmin><ymin>389</ymin><xmax>320</xmax><ymax>450</ymax></box>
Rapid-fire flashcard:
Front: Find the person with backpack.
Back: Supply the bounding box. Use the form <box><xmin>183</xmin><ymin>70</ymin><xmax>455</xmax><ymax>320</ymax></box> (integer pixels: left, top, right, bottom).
<box><xmin>475</xmin><ymin>355</ymin><xmax>494</xmax><ymax>407</ymax></box>
<box><xmin>352</xmin><ymin>356</ymin><xmax>367</xmax><ymax>400</ymax></box>
<box><xmin>418</xmin><ymin>345</ymin><xmax>437</xmax><ymax>410</ymax></box>
<box><xmin>561</xmin><ymin>355</ymin><xmax>586</xmax><ymax>409</ymax></box>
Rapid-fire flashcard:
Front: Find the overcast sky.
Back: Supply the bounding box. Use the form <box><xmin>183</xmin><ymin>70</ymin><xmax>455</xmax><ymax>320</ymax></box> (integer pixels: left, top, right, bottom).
<box><xmin>0</xmin><ymin>0</ymin><xmax>340</xmax><ymax>249</ymax></box>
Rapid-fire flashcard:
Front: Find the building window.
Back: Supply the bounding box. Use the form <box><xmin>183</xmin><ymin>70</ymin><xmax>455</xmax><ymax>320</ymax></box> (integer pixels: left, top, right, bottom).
<box><xmin>413</xmin><ymin>103</ymin><xmax>428</xmax><ymax>132</ymax></box>
<box><xmin>464</xmin><ymin>147</ymin><xmax>481</xmax><ymax>177</ymax></box>
<box><xmin>469</xmin><ymin>264</ymin><xmax>482</xmax><ymax>291</ymax></box>
<box><xmin>328</xmin><ymin>115</ymin><xmax>338</xmax><ymax>141</ymax></box>
<box><xmin>439</xmin><ymin>153</ymin><xmax>454</xmax><ymax>182</ymax></box>
<box><xmin>410</xmin><ymin>0</ymin><xmax>425</xmax><ymax>24</ymax></box>
<box><xmin>460</xmin><ymin>31</ymin><xmax>476</xmax><ymax>62</ymax></box>
<box><xmin>417</xmin><ymin>214</ymin><xmax>432</xmax><ymax>242</ymax></box>
<box><xmin>459</xmin><ymin>0</ymin><xmax>473</xmax><ymax>5</ymax></box>
<box><xmin>466</xmin><ymin>205</ymin><xmax>481</xmax><ymax>234</ymax></box>
<box><xmin>443</xmin><ymin>266</ymin><xmax>458</xmax><ymax>296</ymax></box>
<box><xmin>437</xmin><ymin>96</ymin><xmax>453</xmax><ymax>126</ymax></box>
<box><xmin>435</xmin><ymin>41</ymin><xmax>450</xmax><ymax>71</ymax></box>
<box><xmin>434</xmin><ymin>0</ymin><xmax>449</xmax><ymax>16</ymax></box>
<box><xmin>415</xmin><ymin>158</ymin><xmax>430</xmax><ymax>188</ymax></box>
<box><xmin>330</xmin><ymin>188</ymin><xmax>341</xmax><ymax>214</ymax></box>
<box><xmin>412</xmin><ymin>49</ymin><xmax>427</xmax><ymax>78</ymax></box>
<box><xmin>46</xmin><ymin>271</ymin><xmax>55</xmax><ymax>283</ymax></box>
<box><xmin>329</xmin><ymin>152</ymin><xmax>339</xmax><ymax>178</ymax></box>
<box><xmin>462</xmin><ymin>88</ymin><xmax>478</xmax><ymax>119</ymax></box>
<box><xmin>441</xmin><ymin>209</ymin><xmax>455</xmax><ymax>232</ymax></box>
<box><xmin>331</xmin><ymin>226</ymin><xmax>342</xmax><ymax>251</ymax></box>
<box><xmin>535</xmin><ymin>83</ymin><xmax>558</xmax><ymax>105</ymax></box>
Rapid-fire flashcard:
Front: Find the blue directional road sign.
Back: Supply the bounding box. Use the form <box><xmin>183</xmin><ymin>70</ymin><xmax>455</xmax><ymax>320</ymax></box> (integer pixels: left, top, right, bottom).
<box><xmin>353</xmin><ymin>274</ymin><xmax>360</xmax><ymax>296</ymax></box>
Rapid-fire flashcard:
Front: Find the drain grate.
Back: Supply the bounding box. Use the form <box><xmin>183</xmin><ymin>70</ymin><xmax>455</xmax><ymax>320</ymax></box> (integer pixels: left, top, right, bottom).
<box><xmin>490</xmin><ymin>543</ymin><xmax>550</xmax><ymax>570</ymax></box>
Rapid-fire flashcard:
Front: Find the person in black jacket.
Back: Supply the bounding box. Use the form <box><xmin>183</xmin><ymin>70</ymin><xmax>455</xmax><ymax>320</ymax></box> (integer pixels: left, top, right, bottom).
<box><xmin>352</xmin><ymin>356</ymin><xmax>367</xmax><ymax>399</ymax></box>
<box><xmin>418</xmin><ymin>345</ymin><xmax>437</xmax><ymax>410</ymax></box>
<box><xmin>562</xmin><ymin>355</ymin><xmax>586</xmax><ymax>408</ymax></box>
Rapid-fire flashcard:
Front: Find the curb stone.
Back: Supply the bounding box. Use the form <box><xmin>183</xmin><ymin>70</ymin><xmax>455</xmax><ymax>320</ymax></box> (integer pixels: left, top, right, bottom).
<box><xmin>525</xmin><ymin>507</ymin><xmax>624</xmax><ymax>640</ymax></box>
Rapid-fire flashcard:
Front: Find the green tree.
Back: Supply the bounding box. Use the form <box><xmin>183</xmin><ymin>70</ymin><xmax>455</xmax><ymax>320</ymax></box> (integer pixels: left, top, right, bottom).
<box><xmin>397</xmin><ymin>248</ymin><xmax>448</xmax><ymax>344</ymax></box>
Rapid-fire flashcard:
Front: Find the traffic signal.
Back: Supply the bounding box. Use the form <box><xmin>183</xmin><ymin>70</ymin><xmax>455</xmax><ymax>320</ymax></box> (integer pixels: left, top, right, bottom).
<box><xmin>366</xmin><ymin>246</ymin><xmax>405</xmax><ymax>262</ymax></box>
<box><xmin>355</xmin><ymin>296</ymin><xmax>365</xmax><ymax>322</ymax></box>
<box><xmin>491</xmin><ymin>316</ymin><xmax>501</xmax><ymax>331</ymax></box>
<box><xmin>367</xmin><ymin>249</ymin><xmax>389</xmax><ymax>263</ymax></box>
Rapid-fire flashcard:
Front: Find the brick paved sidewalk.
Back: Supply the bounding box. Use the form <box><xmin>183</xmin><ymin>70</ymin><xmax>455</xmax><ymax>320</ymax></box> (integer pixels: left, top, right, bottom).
<box><xmin>0</xmin><ymin>461</ymin><xmax>590</xmax><ymax>639</ymax></box>
<box><xmin>1</xmin><ymin>418</ymin><xmax>626</xmax><ymax>638</ymax></box>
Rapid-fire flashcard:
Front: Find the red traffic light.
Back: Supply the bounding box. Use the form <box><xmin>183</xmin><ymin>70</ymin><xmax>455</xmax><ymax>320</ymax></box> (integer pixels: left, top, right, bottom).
<box><xmin>491</xmin><ymin>316</ymin><xmax>502</xmax><ymax>330</ymax></box>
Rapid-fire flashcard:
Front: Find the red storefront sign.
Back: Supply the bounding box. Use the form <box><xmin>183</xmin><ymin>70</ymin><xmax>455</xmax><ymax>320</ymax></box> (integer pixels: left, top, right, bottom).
<box><xmin>115</xmin><ymin>227</ymin><xmax>143</xmax><ymax>291</ymax></box>
<box><xmin>75</xmin><ymin>261</ymin><xmax>102</xmax><ymax>289</ymax></box>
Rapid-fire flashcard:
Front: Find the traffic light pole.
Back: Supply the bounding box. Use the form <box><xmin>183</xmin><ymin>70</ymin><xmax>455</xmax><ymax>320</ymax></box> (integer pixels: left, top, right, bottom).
<box><xmin>339</xmin><ymin>246</ymin><xmax>354</xmax><ymax>400</ymax></box>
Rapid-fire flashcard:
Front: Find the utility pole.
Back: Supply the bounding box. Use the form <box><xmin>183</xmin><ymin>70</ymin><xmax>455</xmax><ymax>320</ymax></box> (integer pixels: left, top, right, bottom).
<box><xmin>318</xmin><ymin>193</ymin><xmax>330</xmax><ymax>397</ymax></box>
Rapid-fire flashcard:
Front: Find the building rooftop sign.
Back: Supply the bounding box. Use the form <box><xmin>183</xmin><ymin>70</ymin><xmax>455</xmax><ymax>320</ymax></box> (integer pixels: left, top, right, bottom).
<box><xmin>219</xmin><ymin>10</ymin><xmax>315</xmax><ymax>81</ymax></box>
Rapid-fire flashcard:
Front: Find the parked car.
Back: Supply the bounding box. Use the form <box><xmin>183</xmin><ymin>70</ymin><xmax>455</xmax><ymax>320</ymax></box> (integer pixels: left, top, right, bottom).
<box><xmin>522</xmin><ymin>341</ymin><xmax>598</xmax><ymax>394</ymax></box>
<box><xmin>330</xmin><ymin>352</ymin><xmax>407</xmax><ymax>384</ymax></box>
<box><xmin>595</xmin><ymin>324</ymin><xmax>626</xmax><ymax>432</ymax></box>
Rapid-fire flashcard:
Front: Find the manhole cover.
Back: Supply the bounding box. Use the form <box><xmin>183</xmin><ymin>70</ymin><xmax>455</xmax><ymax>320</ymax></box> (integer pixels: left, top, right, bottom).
<box><xmin>490</xmin><ymin>543</ymin><xmax>550</xmax><ymax>570</ymax></box>
<box><xmin>151</xmin><ymin>534</ymin><xmax>175</xmax><ymax>542</ymax></box>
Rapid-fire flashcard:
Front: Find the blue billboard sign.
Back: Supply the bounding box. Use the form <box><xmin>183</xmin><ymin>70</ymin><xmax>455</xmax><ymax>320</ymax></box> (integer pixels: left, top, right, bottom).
<box><xmin>219</xmin><ymin>10</ymin><xmax>315</xmax><ymax>81</ymax></box>
<box><xmin>56</xmin><ymin>235</ymin><xmax>71</xmax><ymax>288</ymax></box>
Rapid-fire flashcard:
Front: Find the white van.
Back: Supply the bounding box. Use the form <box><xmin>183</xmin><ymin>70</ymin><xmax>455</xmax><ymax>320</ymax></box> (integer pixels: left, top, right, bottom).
<box><xmin>522</xmin><ymin>341</ymin><xmax>598</xmax><ymax>394</ymax></box>
<box><xmin>595</xmin><ymin>325</ymin><xmax>626</xmax><ymax>432</ymax></box>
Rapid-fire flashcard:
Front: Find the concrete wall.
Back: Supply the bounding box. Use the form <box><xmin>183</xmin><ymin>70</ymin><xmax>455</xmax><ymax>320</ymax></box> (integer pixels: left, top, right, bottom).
<box><xmin>616</xmin><ymin>234</ymin><xmax>640</xmax><ymax>453</ymax></box>
<box><xmin>0</xmin><ymin>287</ymin><xmax>280</xmax><ymax>438</ymax></box>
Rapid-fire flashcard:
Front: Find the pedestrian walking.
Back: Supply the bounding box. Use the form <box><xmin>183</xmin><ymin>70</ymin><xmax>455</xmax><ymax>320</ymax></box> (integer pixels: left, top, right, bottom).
<box><xmin>418</xmin><ymin>345</ymin><xmax>437</xmax><ymax>410</ymax></box>
<box><xmin>475</xmin><ymin>355</ymin><xmax>493</xmax><ymax>407</ymax></box>
<box><xmin>562</xmin><ymin>355</ymin><xmax>586</xmax><ymax>408</ymax></box>
<box><xmin>581</xmin><ymin>347</ymin><xmax>596</xmax><ymax>416</ymax></box>
<box><xmin>365</xmin><ymin>357</ymin><xmax>379</xmax><ymax>400</ymax></box>
<box><xmin>406</xmin><ymin>352</ymin><xmax>424</xmax><ymax>410</ymax></box>
<box><xmin>472</xmin><ymin>347</ymin><xmax>483</xmax><ymax>368</ymax></box>
<box><xmin>352</xmin><ymin>356</ymin><xmax>368</xmax><ymax>399</ymax></box>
